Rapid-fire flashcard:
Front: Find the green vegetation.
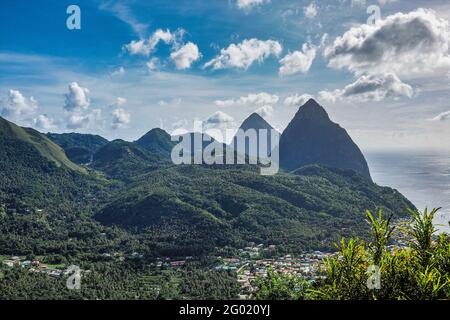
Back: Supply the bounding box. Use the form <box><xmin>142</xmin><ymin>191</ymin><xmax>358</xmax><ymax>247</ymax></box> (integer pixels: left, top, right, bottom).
<box><xmin>135</xmin><ymin>128</ymin><xmax>175</xmax><ymax>158</ymax></box>
<box><xmin>1</xmin><ymin>116</ymin><xmax>447</xmax><ymax>300</ymax></box>
<box><xmin>47</xmin><ymin>132</ymin><xmax>108</xmax><ymax>164</ymax></box>
<box><xmin>0</xmin><ymin>117</ymin><xmax>82</xmax><ymax>171</ymax></box>
<box><xmin>254</xmin><ymin>268</ymin><xmax>311</xmax><ymax>300</ymax></box>
<box><xmin>254</xmin><ymin>208</ymin><xmax>449</xmax><ymax>300</ymax></box>
<box><xmin>0</xmin><ymin>263</ymin><xmax>240</xmax><ymax>300</ymax></box>
<box><xmin>96</xmin><ymin>164</ymin><xmax>414</xmax><ymax>255</ymax></box>
<box><xmin>91</xmin><ymin>139</ymin><xmax>167</xmax><ymax>180</ymax></box>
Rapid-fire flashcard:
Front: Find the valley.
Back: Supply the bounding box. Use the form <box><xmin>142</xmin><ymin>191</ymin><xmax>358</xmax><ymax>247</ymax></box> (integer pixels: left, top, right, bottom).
<box><xmin>0</xmin><ymin>100</ymin><xmax>420</xmax><ymax>299</ymax></box>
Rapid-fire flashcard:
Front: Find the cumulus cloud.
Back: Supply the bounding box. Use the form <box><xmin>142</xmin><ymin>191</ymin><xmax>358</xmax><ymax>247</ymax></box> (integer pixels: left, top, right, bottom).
<box><xmin>33</xmin><ymin>114</ymin><xmax>55</xmax><ymax>130</ymax></box>
<box><xmin>254</xmin><ymin>105</ymin><xmax>273</xmax><ymax>118</ymax></box>
<box><xmin>324</xmin><ymin>9</ymin><xmax>450</xmax><ymax>78</ymax></box>
<box><xmin>283</xmin><ymin>93</ymin><xmax>314</xmax><ymax>107</ymax></box>
<box><xmin>1</xmin><ymin>89</ymin><xmax>37</xmax><ymax>118</ymax></box>
<box><xmin>320</xmin><ymin>73</ymin><xmax>414</xmax><ymax>102</ymax></box>
<box><xmin>203</xmin><ymin>111</ymin><xmax>235</xmax><ymax>138</ymax></box>
<box><xmin>236</xmin><ymin>0</ymin><xmax>271</xmax><ymax>10</ymax></box>
<box><xmin>123</xmin><ymin>28</ymin><xmax>185</xmax><ymax>56</ymax></box>
<box><xmin>64</xmin><ymin>82</ymin><xmax>90</xmax><ymax>112</ymax></box>
<box><xmin>62</xmin><ymin>82</ymin><xmax>103</xmax><ymax>130</ymax></box>
<box><xmin>110</xmin><ymin>97</ymin><xmax>127</xmax><ymax>108</ymax></box>
<box><xmin>318</xmin><ymin>90</ymin><xmax>338</xmax><ymax>104</ymax></box>
<box><xmin>205</xmin><ymin>111</ymin><xmax>234</xmax><ymax>125</ymax></box>
<box><xmin>204</xmin><ymin>39</ymin><xmax>282</xmax><ymax>70</ymax></box>
<box><xmin>66</xmin><ymin>109</ymin><xmax>102</xmax><ymax>130</ymax></box>
<box><xmin>170</xmin><ymin>42</ymin><xmax>201</xmax><ymax>69</ymax></box>
<box><xmin>279</xmin><ymin>43</ymin><xmax>316</xmax><ymax>76</ymax></box>
<box><xmin>304</xmin><ymin>3</ymin><xmax>317</xmax><ymax>19</ymax></box>
<box><xmin>342</xmin><ymin>73</ymin><xmax>413</xmax><ymax>101</ymax></box>
<box><xmin>111</xmin><ymin>108</ymin><xmax>131</xmax><ymax>129</ymax></box>
<box><xmin>215</xmin><ymin>92</ymin><xmax>279</xmax><ymax>107</ymax></box>
<box><xmin>430</xmin><ymin>111</ymin><xmax>450</xmax><ymax>121</ymax></box>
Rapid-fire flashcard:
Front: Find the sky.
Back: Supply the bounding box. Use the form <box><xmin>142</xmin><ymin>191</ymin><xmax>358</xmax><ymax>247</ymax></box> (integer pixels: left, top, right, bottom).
<box><xmin>1</xmin><ymin>0</ymin><xmax>450</xmax><ymax>151</ymax></box>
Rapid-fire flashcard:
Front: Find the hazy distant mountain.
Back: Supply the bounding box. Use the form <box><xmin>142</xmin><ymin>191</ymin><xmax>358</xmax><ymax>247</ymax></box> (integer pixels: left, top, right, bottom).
<box><xmin>279</xmin><ymin>99</ymin><xmax>371</xmax><ymax>180</ymax></box>
<box><xmin>232</xmin><ymin>113</ymin><xmax>277</xmax><ymax>159</ymax></box>
<box><xmin>135</xmin><ymin>128</ymin><xmax>175</xmax><ymax>158</ymax></box>
<box><xmin>47</xmin><ymin>132</ymin><xmax>108</xmax><ymax>164</ymax></box>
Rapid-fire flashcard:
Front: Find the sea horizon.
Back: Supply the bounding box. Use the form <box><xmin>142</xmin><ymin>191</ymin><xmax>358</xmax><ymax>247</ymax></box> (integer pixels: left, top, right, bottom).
<box><xmin>366</xmin><ymin>148</ymin><xmax>450</xmax><ymax>234</ymax></box>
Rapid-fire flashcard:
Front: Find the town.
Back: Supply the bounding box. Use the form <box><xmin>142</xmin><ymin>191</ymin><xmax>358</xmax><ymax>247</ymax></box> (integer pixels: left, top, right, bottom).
<box><xmin>212</xmin><ymin>243</ymin><xmax>334</xmax><ymax>299</ymax></box>
<box><xmin>0</xmin><ymin>255</ymin><xmax>69</xmax><ymax>278</ymax></box>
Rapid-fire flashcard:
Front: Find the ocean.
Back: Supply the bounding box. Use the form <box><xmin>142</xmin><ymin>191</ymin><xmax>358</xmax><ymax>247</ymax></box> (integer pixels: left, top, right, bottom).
<box><xmin>366</xmin><ymin>150</ymin><xmax>450</xmax><ymax>234</ymax></box>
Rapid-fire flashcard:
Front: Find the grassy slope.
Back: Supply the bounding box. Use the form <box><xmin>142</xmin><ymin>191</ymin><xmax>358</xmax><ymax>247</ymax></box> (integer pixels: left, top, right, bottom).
<box><xmin>0</xmin><ymin>117</ymin><xmax>83</xmax><ymax>172</ymax></box>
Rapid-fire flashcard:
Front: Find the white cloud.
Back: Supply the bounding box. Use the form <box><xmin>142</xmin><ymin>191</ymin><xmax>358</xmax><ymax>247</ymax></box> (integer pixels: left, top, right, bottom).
<box><xmin>204</xmin><ymin>39</ymin><xmax>282</xmax><ymax>70</ymax></box>
<box><xmin>110</xmin><ymin>97</ymin><xmax>127</xmax><ymax>108</ymax></box>
<box><xmin>124</xmin><ymin>39</ymin><xmax>150</xmax><ymax>56</ymax></box>
<box><xmin>430</xmin><ymin>111</ymin><xmax>450</xmax><ymax>121</ymax></box>
<box><xmin>202</xmin><ymin>111</ymin><xmax>236</xmax><ymax>143</ymax></box>
<box><xmin>1</xmin><ymin>89</ymin><xmax>37</xmax><ymax>118</ymax></box>
<box><xmin>351</xmin><ymin>0</ymin><xmax>367</xmax><ymax>7</ymax></box>
<box><xmin>283</xmin><ymin>93</ymin><xmax>313</xmax><ymax>107</ymax></box>
<box><xmin>304</xmin><ymin>3</ymin><xmax>317</xmax><ymax>19</ymax></box>
<box><xmin>33</xmin><ymin>114</ymin><xmax>55</xmax><ymax>130</ymax></box>
<box><xmin>203</xmin><ymin>111</ymin><xmax>235</xmax><ymax>134</ymax></box>
<box><xmin>111</xmin><ymin>108</ymin><xmax>131</xmax><ymax>129</ymax></box>
<box><xmin>99</xmin><ymin>2</ymin><xmax>148</xmax><ymax>37</ymax></box>
<box><xmin>351</xmin><ymin>0</ymin><xmax>395</xmax><ymax>7</ymax></box>
<box><xmin>171</xmin><ymin>119</ymin><xmax>189</xmax><ymax>130</ymax></box>
<box><xmin>320</xmin><ymin>73</ymin><xmax>414</xmax><ymax>102</ymax></box>
<box><xmin>170</xmin><ymin>42</ymin><xmax>201</xmax><ymax>70</ymax></box>
<box><xmin>146</xmin><ymin>57</ymin><xmax>160</xmax><ymax>72</ymax></box>
<box><xmin>123</xmin><ymin>28</ymin><xmax>185</xmax><ymax>56</ymax></box>
<box><xmin>320</xmin><ymin>33</ymin><xmax>329</xmax><ymax>48</ymax></box>
<box><xmin>66</xmin><ymin>109</ymin><xmax>102</xmax><ymax>130</ymax></box>
<box><xmin>216</xmin><ymin>92</ymin><xmax>279</xmax><ymax>107</ymax></box>
<box><xmin>324</xmin><ymin>9</ymin><xmax>450</xmax><ymax>78</ymax></box>
<box><xmin>279</xmin><ymin>43</ymin><xmax>316</xmax><ymax>76</ymax></box>
<box><xmin>111</xmin><ymin>66</ymin><xmax>125</xmax><ymax>77</ymax></box>
<box><xmin>62</xmin><ymin>82</ymin><xmax>104</xmax><ymax>130</ymax></box>
<box><xmin>205</xmin><ymin>111</ymin><xmax>234</xmax><ymax>125</ymax></box>
<box><xmin>64</xmin><ymin>82</ymin><xmax>90</xmax><ymax>112</ymax></box>
<box><xmin>318</xmin><ymin>90</ymin><xmax>338</xmax><ymax>104</ymax></box>
<box><xmin>236</xmin><ymin>0</ymin><xmax>271</xmax><ymax>10</ymax></box>
<box><xmin>158</xmin><ymin>98</ymin><xmax>182</xmax><ymax>107</ymax></box>
<box><xmin>378</xmin><ymin>0</ymin><xmax>399</xmax><ymax>5</ymax></box>
<box><xmin>254</xmin><ymin>105</ymin><xmax>273</xmax><ymax>118</ymax></box>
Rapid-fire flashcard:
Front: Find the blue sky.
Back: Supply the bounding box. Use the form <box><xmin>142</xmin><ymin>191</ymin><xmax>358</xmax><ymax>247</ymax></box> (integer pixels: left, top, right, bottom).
<box><xmin>1</xmin><ymin>0</ymin><xmax>450</xmax><ymax>150</ymax></box>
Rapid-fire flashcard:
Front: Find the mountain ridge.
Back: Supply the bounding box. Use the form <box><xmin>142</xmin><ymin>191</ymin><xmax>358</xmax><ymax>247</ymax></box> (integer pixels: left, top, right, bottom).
<box><xmin>0</xmin><ymin>117</ymin><xmax>83</xmax><ymax>172</ymax></box>
<box><xmin>279</xmin><ymin>99</ymin><xmax>372</xmax><ymax>180</ymax></box>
